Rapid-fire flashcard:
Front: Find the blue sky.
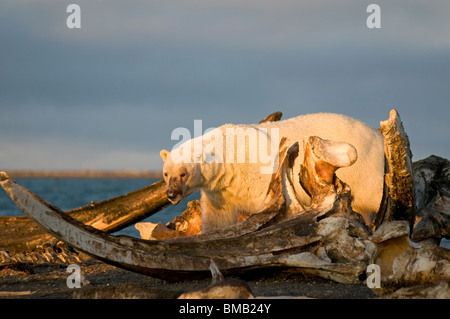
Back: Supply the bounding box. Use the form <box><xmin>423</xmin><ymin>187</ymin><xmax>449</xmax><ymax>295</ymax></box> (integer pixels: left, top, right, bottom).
<box><xmin>0</xmin><ymin>1</ymin><xmax>449</xmax><ymax>170</ymax></box>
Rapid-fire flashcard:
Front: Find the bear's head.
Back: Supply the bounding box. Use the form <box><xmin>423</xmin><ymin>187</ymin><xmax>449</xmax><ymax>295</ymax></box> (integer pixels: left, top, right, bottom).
<box><xmin>160</xmin><ymin>149</ymin><xmax>199</xmax><ymax>205</ymax></box>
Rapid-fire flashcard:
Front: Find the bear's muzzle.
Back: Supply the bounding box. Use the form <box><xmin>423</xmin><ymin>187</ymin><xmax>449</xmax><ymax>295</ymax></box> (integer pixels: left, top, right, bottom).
<box><xmin>166</xmin><ymin>189</ymin><xmax>183</xmax><ymax>204</ymax></box>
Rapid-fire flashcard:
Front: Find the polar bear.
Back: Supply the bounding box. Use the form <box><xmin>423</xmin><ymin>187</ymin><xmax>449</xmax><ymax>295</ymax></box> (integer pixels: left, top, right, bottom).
<box><xmin>160</xmin><ymin>113</ymin><xmax>384</xmax><ymax>233</ymax></box>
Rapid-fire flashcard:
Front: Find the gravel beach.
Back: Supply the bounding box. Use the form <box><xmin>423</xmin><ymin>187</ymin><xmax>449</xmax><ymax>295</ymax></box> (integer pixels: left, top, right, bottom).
<box><xmin>0</xmin><ymin>258</ymin><xmax>377</xmax><ymax>299</ymax></box>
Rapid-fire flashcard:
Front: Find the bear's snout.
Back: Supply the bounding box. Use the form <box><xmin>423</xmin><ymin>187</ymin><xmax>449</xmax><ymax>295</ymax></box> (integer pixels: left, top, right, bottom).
<box><xmin>166</xmin><ymin>189</ymin><xmax>183</xmax><ymax>204</ymax></box>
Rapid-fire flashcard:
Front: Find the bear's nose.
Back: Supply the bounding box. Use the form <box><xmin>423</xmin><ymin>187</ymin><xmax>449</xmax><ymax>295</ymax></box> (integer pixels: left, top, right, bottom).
<box><xmin>166</xmin><ymin>190</ymin><xmax>179</xmax><ymax>201</ymax></box>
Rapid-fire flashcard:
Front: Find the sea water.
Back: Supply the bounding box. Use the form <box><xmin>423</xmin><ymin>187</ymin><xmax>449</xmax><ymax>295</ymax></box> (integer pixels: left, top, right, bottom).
<box><xmin>1</xmin><ymin>178</ymin><xmax>448</xmax><ymax>248</ymax></box>
<box><xmin>0</xmin><ymin>178</ymin><xmax>199</xmax><ymax>238</ymax></box>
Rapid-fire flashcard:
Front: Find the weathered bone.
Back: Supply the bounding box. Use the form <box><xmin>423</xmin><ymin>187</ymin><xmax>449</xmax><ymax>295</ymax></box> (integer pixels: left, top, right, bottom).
<box><xmin>299</xmin><ymin>136</ymin><xmax>357</xmax><ymax>211</ymax></box>
<box><xmin>382</xmin><ymin>281</ymin><xmax>450</xmax><ymax>299</ymax></box>
<box><xmin>0</xmin><ymin>241</ymin><xmax>82</xmax><ymax>266</ymax></box>
<box><xmin>177</xmin><ymin>261</ymin><xmax>254</xmax><ymax>299</ymax></box>
<box><xmin>258</xmin><ymin>111</ymin><xmax>283</xmax><ymax>124</ymax></box>
<box><xmin>373</xmin><ymin>109</ymin><xmax>415</xmax><ymax>231</ymax></box>
<box><xmin>372</xmin><ymin>227</ymin><xmax>450</xmax><ymax>295</ymax></box>
<box><xmin>0</xmin><ymin>174</ymin><xmax>320</xmax><ymax>279</ymax></box>
<box><xmin>177</xmin><ymin>278</ymin><xmax>254</xmax><ymax>299</ymax></box>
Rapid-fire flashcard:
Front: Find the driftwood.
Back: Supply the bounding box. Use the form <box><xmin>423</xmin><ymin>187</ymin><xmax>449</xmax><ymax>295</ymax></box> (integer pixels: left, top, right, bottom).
<box><xmin>0</xmin><ymin>112</ymin><xmax>283</xmax><ymax>254</ymax></box>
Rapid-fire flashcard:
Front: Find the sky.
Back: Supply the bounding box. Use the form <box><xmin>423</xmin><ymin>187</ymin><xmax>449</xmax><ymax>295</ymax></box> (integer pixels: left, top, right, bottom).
<box><xmin>0</xmin><ymin>1</ymin><xmax>449</xmax><ymax>171</ymax></box>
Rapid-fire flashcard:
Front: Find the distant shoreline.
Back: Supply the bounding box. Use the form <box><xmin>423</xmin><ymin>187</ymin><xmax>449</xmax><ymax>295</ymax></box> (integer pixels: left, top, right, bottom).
<box><xmin>5</xmin><ymin>170</ymin><xmax>163</xmax><ymax>179</ymax></box>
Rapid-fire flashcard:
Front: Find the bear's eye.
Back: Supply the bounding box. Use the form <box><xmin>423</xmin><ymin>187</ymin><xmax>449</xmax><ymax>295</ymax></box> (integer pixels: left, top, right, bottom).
<box><xmin>164</xmin><ymin>173</ymin><xmax>168</xmax><ymax>178</ymax></box>
<box><xmin>180</xmin><ymin>173</ymin><xmax>186</xmax><ymax>178</ymax></box>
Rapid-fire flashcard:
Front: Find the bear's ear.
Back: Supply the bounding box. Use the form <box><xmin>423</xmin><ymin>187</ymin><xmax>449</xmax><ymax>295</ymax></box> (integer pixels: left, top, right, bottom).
<box><xmin>160</xmin><ymin>149</ymin><xmax>169</xmax><ymax>162</ymax></box>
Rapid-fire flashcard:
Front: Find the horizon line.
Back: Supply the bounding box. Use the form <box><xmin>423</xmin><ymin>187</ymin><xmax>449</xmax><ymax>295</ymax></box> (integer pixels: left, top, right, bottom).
<box><xmin>3</xmin><ymin>169</ymin><xmax>163</xmax><ymax>179</ymax></box>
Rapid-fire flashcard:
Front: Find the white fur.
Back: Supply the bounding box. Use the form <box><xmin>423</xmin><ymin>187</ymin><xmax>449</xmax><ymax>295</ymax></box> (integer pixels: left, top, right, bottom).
<box><xmin>161</xmin><ymin>113</ymin><xmax>385</xmax><ymax>233</ymax></box>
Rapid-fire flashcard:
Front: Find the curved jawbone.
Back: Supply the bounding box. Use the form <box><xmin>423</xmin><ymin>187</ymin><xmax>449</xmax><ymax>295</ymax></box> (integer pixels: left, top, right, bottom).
<box><xmin>0</xmin><ymin>171</ymin><xmax>366</xmax><ymax>284</ymax></box>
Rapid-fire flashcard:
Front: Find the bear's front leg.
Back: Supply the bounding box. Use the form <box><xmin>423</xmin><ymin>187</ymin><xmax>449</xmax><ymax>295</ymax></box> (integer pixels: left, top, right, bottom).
<box><xmin>200</xmin><ymin>191</ymin><xmax>239</xmax><ymax>233</ymax></box>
